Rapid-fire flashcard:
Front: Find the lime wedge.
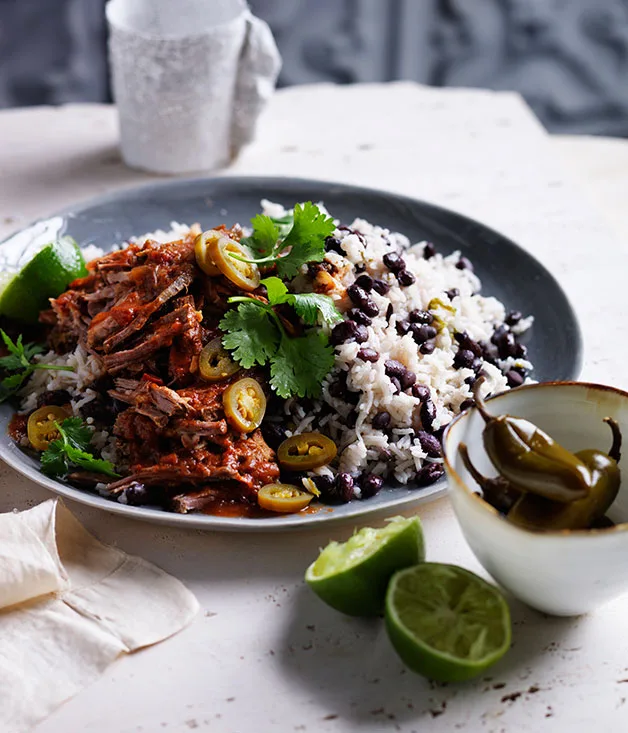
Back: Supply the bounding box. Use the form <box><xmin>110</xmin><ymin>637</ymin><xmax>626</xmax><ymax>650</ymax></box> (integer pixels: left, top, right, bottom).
<box><xmin>385</xmin><ymin>563</ymin><xmax>511</xmax><ymax>682</ymax></box>
<box><xmin>305</xmin><ymin>516</ymin><xmax>425</xmax><ymax>616</ymax></box>
<box><xmin>0</xmin><ymin>237</ymin><xmax>87</xmax><ymax>324</ymax></box>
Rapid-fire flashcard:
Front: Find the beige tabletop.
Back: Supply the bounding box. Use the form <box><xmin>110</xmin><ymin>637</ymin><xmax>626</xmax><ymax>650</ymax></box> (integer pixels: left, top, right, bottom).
<box><xmin>1</xmin><ymin>83</ymin><xmax>628</xmax><ymax>733</ymax></box>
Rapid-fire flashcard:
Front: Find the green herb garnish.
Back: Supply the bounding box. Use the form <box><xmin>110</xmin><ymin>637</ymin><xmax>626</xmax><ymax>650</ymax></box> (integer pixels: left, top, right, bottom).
<box><xmin>41</xmin><ymin>417</ymin><xmax>119</xmax><ymax>479</ymax></box>
<box><xmin>0</xmin><ymin>330</ymin><xmax>74</xmax><ymax>403</ymax></box>
<box><xmin>220</xmin><ymin>276</ymin><xmax>342</xmax><ymax>398</ymax></box>
<box><xmin>232</xmin><ymin>202</ymin><xmax>336</xmax><ymax>279</ymax></box>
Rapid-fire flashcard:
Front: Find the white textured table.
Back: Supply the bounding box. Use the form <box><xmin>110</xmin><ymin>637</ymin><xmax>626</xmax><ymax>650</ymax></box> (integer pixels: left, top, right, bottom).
<box><xmin>2</xmin><ymin>84</ymin><xmax>628</xmax><ymax>733</ymax></box>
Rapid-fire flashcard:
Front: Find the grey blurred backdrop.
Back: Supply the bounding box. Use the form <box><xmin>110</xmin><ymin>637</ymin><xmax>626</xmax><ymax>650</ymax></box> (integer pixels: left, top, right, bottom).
<box><xmin>0</xmin><ymin>0</ymin><xmax>627</xmax><ymax>135</ymax></box>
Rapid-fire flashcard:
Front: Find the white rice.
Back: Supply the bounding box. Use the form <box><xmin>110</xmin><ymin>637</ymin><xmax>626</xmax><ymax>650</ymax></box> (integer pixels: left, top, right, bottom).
<box><xmin>18</xmin><ymin>210</ymin><xmax>532</xmax><ymax>488</ymax></box>
<box><xmin>264</xmin><ymin>203</ymin><xmax>534</xmax><ymax>487</ymax></box>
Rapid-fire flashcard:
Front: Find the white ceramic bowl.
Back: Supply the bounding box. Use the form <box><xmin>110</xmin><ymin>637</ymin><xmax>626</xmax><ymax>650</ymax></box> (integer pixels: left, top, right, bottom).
<box><xmin>443</xmin><ymin>382</ymin><xmax>628</xmax><ymax>616</ymax></box>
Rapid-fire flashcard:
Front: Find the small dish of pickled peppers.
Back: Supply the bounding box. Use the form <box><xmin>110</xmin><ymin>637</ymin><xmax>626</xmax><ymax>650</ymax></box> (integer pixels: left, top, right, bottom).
<box><xmin>460</xmin><ymin>379</ymin><xmax>622</xmax><ymax>531</ymax></box>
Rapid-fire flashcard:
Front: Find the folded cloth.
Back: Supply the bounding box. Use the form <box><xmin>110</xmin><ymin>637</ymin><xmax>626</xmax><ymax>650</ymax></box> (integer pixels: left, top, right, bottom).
<box><xmin>0</xmin><ymin>499</ymin><xmax>199</xmax><ymax>732</ymax></box>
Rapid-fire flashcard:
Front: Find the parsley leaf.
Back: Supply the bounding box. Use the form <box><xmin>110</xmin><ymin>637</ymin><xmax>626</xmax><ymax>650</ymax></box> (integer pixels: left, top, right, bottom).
<box><xmin>0</xmin><ymin>329</ymin><xmax>74</xmax><ymax>403</ymax></box>
<box><xmin>242</xmin><ymin>214</ymin><xmax>280</xmax><ymax>259</ymax></box>
<box><xmin>40</xmin><ymin>417</ymin><xmax>119</xmax><ymax>479</ymax></box>
<box><xmin>270</xmin><ymin>331</ymin><xmax>335</xmax><ymax>399</ymax></box>
<box><xmin>220</xmin><ymin>302</ymin><xmax>279</xmax><ymax>369</ymax></box>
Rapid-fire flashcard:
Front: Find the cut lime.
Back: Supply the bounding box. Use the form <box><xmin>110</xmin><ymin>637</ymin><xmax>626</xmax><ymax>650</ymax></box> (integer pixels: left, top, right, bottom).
<box><xmin>305</xmin><ymin>516</ymin><xmax>425</xmax><ymax>616</ymax></box>
<box><xmin>385</xmin><ymin>563</ymin><xmax>511</xmax><ymax>682</ymax></box>
<box><xmin>0</xmin><ymin>237</ymin><xmax>87</xmax><ymax>324</ymax></box>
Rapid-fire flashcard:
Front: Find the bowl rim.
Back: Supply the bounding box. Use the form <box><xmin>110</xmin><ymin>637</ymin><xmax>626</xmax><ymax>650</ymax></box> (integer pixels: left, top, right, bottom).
<box><xmin>442</xmin><ymin>380</ymin><xmax>628</xmax><ymax>538</ymax></box>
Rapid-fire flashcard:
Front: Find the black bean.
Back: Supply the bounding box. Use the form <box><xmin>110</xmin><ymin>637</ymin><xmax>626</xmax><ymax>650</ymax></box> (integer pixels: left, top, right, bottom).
<box><xmin>390</xmin><ymin>377</ymin><xmax>401</xmax><ymax>394</ymax></box>
<box><xmin>347</xmin><ymin>283</ymin><xmax>379</xmax><ymax>317</ymax></box>
<box><xmin>345</xmin><ymin>410</ymin><xmax>358</xmax><ymax>427</ymax></box>
<box><xmin>415</xmin><ymin>462</ymin><xmax>445</xmax><ymax>487</ymax></box>
<box><xmin>471</xmin><ymin>357</ymin><xmax>484</xmax><ymax>373</ymax></box>
<box><xmin>459</xmin><ymin>398</ymin><xmax>475</xmax><ymax>411</ymax></box>
<box><xmin>357</xmin><ymin>347</ymin><xmax>379</xmax><ymax>363</ymax></box>
<box><xmin>456</xmin><ymin>256</ymin><xmax>473</xmax><ymax>271</ymax></box>
<box><xmin>347</xmin><ymin>308</ymin><xmax>372</xmax><ymax>327</ymax></box>
<box><xmin>409</xmin><ymin>309</ymin><xmax>434</xmax><ymax>325</ymax></box>
<box><xmin>454</xmin><ymin>331</ymin><xmax>483</xmax><ymax>357</ymax></box>
<box><xmin>512</xmin><ymin>365</ymin><xmax>528</xmax><ymax>379</ymax></box>
<box><xmin>360</xmin><ymin>473</ymin><xmax>384</xmax><ymax>499</ymax></box>
<box><xmin>412</xmin><ymin>384</ymin><xmax>430</xmax><ymax>401</ymax></box>
<box><xmin>355</xmin><ymin>263</ymin><xmax>366</xmax><ymax>273</ymax></box>
<box><xmin>124</xmin><ymin>482</ymin><xmax>150</xmax><ymax>506</ymax></box>
<box><xmin>384</xmin><ymin>359</ymin><xmax>407</xmax><ymax>378</ymax></box>
<box><xmin>420</xmin><ymin>399</ymin><xmax>436</xmax><ymax>431</ymax></box>
<box><xmin>354</xmin><ymin>324</ymin><xmax>369</xmax><ymax>343</ymax></box>
<box><xmin>36</xmin><ymin>389</ymin><xmax>72</xmax><ymax>409</ymax></box>
<box><xmin>325</xmin><ymin>236</ymin><xmax>344</xmax><ymax>255</ymax></box>
<box><xmin>411</xmin><ymin>324</ymin><xmax>437</xmax><ymax>344</ymax></box>
<box><xmin>506</xmin><ymin>369</ymin><xmax>525</xmax><ymax>388</ymax></box>
<box><xmin>355</xmin><ymin>273</ymin><xmax>373</xmax><ymax>291</ymax></box>
<box><xmin>260</xmin><ymin>422</ymin><xmax>287</xmax><ymax>451</ymax></box>
<box><xmin>372</xmin><ymin>411</ymin><xmax>391</xmax><ymax>429</ymax></box>
<box><xmin>336</xmin><ymin>473</ymin><xmax>355</xmax><ymax>502</ymax></box>
<box><xmin>313</xmin><ymin>474</ymin><xmax>335</xmax><ymax>496</ymax></box>
<box><xmin>480</xmin><ymin>340</ymin><xmax>499</xmax><ymax>363</ymax></box>
<box><xmin>396</xmin><ymin>319</ymin><xmax>411</xmax><ymax>335</ymax></box>
<box><xmin>400</xmin><ymin>371</ymin><xmax>416</xmax><ymax>390</ymax></box>
<box><xmin>281</xmin><ymin>470</ymin><xmax>307</xmax><ymax>485</ymax></box>
<box><xmin>453</xmin><ymin>349</ymin><xmax>476</xmax><ymax>369</ymax></box>
<box><xmin>330</xmin><ymin>320</ymin><xmax>359</xmax><ymax>345</ymax></box>
<box><xmin>496</xmin><ymin>332</ymin><xmax>517</xmax><ymax>359</ymax></box>
<box><xmin>396</xmin><ymin>269</ymin><xmax>416</xmax><ymax>286</ymax></box>
<box><xmin>328</xmin><ymin>373</ymin><xmax>347</xmax><ymax>398</ymax></box>
<box><xmin>505</xmin><ymin>310</ymin><xmax>522</xmax><ymax>326</ymax></box>
<box><xmin>420</xmin><ymin>341</ymin><xmax>436</xmax><ymax>355</ymax></box>
<box><xmin>372</xmin><ymin>278</ymin><xmax>390</xmax><ymax>295</ymax></box>
<box><xmin>423</xmin><ymin>242</ymin><xmax>436</xmax><ymax>259</ymax></box>
<box><xmin>385</xmin><ymin>303</ymin><xmax>394</xmax><ymax>321</ymax></box>
<box><xmin>446</xmin><ymin>288</ymin><xmax>460</xmax><ymax>300</ymax></box>
<box><xmin>416</xmin><ymin>430</ymin><xmax>442</xmax><ymax>458</ymax></box>
<box><xmin>383</xmin><ymin>252</ymin><xmax>405</xmax><ymax>273</ymax></box>
<box><xmin>513</xmin><ymin>342</ymin><xmax>527</xmax><ymax>359</ymax></box>
<box><xmin>491</xmin><ymin>324</ymin><xmax>508</xmax><ymax>345</ymax></box>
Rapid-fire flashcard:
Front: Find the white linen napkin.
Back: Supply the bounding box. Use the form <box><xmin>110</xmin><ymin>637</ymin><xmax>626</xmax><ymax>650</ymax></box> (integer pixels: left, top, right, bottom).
<box><xmin>0</xmin><ymin>499</ymin><xmax>199</xmax><ymax>733</ymax></box>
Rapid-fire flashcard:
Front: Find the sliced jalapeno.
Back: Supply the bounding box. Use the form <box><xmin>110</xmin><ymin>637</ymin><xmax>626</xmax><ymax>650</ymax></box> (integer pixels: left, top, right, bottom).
<box><xmin>277</xmin><ymin>432</ymin><xmax>337</xmax><ymax>470</ymax></box>
<box><xmin>27</xmin><ymin>405</ymin><xmax>70</xmax><ymax>451</ymax></box>
<box><xmin>194</xmin><ymin>230</ymin><xmax>222</xmax><ymax>276</ymax></box>
<box><xmin>222</xmin><ymin>377</ymin><xmax>266</xmax><ymax>433</ymax></box>
<box><xmin>199</xmin><ymin>337</ymin><xmax>240</xmax><ymax>382</ymax></box>
<box><xmin>258</xmin><ymin>483</ymin><xmax>313</xmax><ymax>513</ymax></box>
<box><xmin>208</xmin><ymin>236</ymin><xmax>260</xmax><ymax>292</ymax></box>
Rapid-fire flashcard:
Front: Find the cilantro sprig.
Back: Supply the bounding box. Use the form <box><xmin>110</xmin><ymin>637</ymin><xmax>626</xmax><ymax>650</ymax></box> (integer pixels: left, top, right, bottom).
<box><xmin>220</xmin><ymin>276</ymin><xmax>342</xmax><ymax>398</ymax></box>
<box><xmin>0</xmin><ymin>330</ymin><xmax>74</xmax><ymax>403</ymax></box>
<box><xmin>41</xmin><ymin>416</ymin><xmax>119</xmax><ymax>479</ymax></box>
<box><xmin>231</xmin><ymin>202</ymin><xmax>336</xmax><ymax>280</ymax></box>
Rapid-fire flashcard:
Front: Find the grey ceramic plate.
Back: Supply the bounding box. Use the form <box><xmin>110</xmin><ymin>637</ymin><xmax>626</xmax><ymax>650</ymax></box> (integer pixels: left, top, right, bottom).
<box><xmin>0</xmin><ymin>177</ymin><xmax>582</xmax><ymax>531</ymax></box>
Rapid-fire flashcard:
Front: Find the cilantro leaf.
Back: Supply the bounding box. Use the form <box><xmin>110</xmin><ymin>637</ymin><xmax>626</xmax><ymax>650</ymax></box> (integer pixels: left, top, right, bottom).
<box><xmin>242</xmin><ymin>214</ymin><xmax>280</xmax><ymax>259</ymax></box>
<box><xmin>40</xmin><ymin>440</ymin><xmax>69</xmax><ymax>477</ymax></box>
<box><xmin>220</xmin><ymin>302</ymin><xmax>279</xmax><ymax>369</ymax></box>
<box><xmin>0</xmin><ymin>329</ymin><xmax>74</xmax><ymax>403</ymax></box>
<box><xmin>275</xmin><ymin>202</ymin><xmax>336</xmax><ymax>279</ymax></box>
<box><xmin>261</xmin><ymin>276</ymin><xmax>289</xmax><ymax>305</ymax></box>
<box><xmin>60</xmin><ymin>416</ymin><xmax>93</xmax><ymax>452</ymax></box>
<box><xmin>270</xmin><ymin>331</ymin><xmax>335</xmax><ymax>399</ymax></box>
<box><xmin>288</xmin><ymin>292</ymin><xmax>342</xmax><ymax>326</ymax></box>
<box><xmin>40</xmin><ymin>418</ymin><xmax>119</xmax><ymax>479</ymax></box>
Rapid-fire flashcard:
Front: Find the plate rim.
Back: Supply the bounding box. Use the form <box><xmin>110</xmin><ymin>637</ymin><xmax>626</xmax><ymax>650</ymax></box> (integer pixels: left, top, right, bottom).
<box><xmin>0</xmin><ymin>175</ymin><xmax>583</xmax><ymax>530</ymax></box>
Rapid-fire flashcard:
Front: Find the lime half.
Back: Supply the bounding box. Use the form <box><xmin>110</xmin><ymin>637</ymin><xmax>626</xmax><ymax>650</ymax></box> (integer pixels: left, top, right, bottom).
<box><xmin>0</xmin><ymin>237</ymin><xmax>87</xmax><ymax>324</ymax></box>
<box><xmin>305</xmin><ymin>516</ymin><xmax>425</xmax><ymax>616</ymax></box>
<box><xmin>385</xmin><ymin>563</ymin><xmax>511</xmax><ymax>682</ymax></box>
